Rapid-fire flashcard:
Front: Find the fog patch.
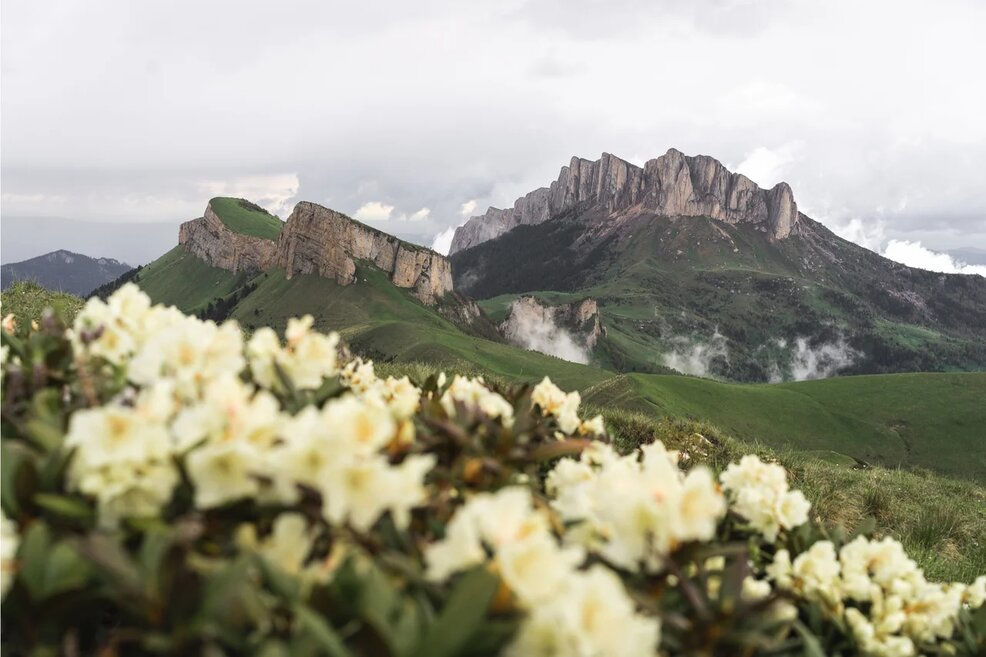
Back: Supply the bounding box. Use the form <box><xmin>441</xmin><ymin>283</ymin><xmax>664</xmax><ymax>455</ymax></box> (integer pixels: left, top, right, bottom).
<box><xmin>767</xmin><ymin>336</ymin><xmax>859</xmax><ymax>382</ymax></box>
<box><xmin>662</xmin><ymin>329</ymin><xmax>729</xmax><ymax>378</ymax></box>
<box><xmin>501</xmin><ymin>307</ymin><xmax>589</xmax><ymax>365</ymax></box>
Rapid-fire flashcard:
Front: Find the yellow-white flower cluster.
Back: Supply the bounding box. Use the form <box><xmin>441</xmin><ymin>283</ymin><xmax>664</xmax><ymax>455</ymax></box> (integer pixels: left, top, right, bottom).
<box><xmin>64</xmin><ymin>285</ymin><xmax>433</xmax><ymax>531</ymax></box>
<box><xmin>531</xmin><ymin>377</ymin><xmax>605</xmax><ymax>436</ymax></box>
<box><xmin>440</xmin><ymin>375</ymin><xmax>515</xmax><ymax>426</ymax></box>
<box><xmin>719</xmin><ymin>454</ymin><xmax>811</xmax><ymax>541</ymax></box>
<box><xmin>768</xmin><ymin>536</ymin><xmax>986</xmax><ymax>656</ymax></box>
<box><xmin>247</xmin><ymin>316</ymin><xmax>339</xmax><ymax>392</ymax></box>
<box><xmin>424</xmin><ymin>487</ymin><xmax>660</xmax><ymax>657</ymax></box>
<box><xmin>546</xmin><ymin>441</ymin><xmax>725</xmax><ymax>572</ymax></box>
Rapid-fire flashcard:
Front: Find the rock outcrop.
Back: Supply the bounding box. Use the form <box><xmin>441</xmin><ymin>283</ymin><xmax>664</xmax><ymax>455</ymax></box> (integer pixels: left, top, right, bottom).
<box><xmin>499</xmin><ymin>296</ymin><xmax>604</xmax><ymax>363</ymax></box>
<box><xmin>180</xmin><ymin>200</ymin><xmax>454</xmax><ymax>306</ymax></box>
<box><xmin>179</xmin><ymin>203</ymin><xmax>278</xmax><ymax>273</ymax></box>
<box><xmin>274</xmin><ymin>202</ymin><xmax>453</xmax><ymax>305</ymax></box>
<box><xmin>449</xmin><ymin>149</ymin><xmax>799</xmax><ymax>253</ymax></box>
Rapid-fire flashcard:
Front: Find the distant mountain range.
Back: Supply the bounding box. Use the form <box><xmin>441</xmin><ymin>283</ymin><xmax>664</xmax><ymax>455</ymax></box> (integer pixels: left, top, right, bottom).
<box><xmin>450</xmin><ymin>149</ymin><xmax>986</xmax><ymax>380</ymax></box>
<box><xmin>72</xmin><ymin>150</ymin><xmax>986</xmax><ymax>384</ymax></box>
<box><xmin>1</xmin><ymin>249</ymin><xmax>131</xmax><ymax>296</ymax></box>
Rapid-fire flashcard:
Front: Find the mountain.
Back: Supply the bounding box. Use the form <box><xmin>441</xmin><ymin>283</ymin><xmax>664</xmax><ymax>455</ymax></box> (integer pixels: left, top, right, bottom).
<box><xmin>123</xmin><ymin>196</ymin><xmax>505</xmax><ymax>347</ymax></box>
<box><xmin>450</xmin><ymin>149</ymin><xmax>986</xmax><ymax>381</ymax></box>
<box><xmin>1</xmin><ymin>249</ymin><xmax>131</xmax><ymax>296</ymax></box>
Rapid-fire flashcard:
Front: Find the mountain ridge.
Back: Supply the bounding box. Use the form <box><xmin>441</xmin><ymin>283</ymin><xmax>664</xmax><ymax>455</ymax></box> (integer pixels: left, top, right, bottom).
<box><xmin>450</xmin><ymin>148</ymin><xmax>799</xmax><ymax>253</ymax></box>
<box><xmin>1</xmin><ymin>249</ymin><xmax>131</xmax><ymax>296</ymax></box>
<box><xmin>179</xmin><ymin>198</ymin><xmax>454</xmax><ymax>305</ymax></box>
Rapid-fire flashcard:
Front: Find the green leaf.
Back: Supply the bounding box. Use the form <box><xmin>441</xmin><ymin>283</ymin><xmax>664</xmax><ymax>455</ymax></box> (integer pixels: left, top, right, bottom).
<box><xmin>41</xmin><ymin>541</ymin><xmax>92</xmax><ymax>597</ymax></box>
<box><xmin>18</xmin><ymin>523</ymin><xmax>91</xmax><ymax>600</ymax></box>
<box><xmin>23</xmin><ymin>418</ymin><xmax>63</xmax><ymax>453</ymax></box>
<box><xmin>294</xmin><ymin>604</ymin><xmax>355</xmax><ymax>657</ymax></box>
<box><xmin>1</xmin><ymin>442</ymin><xmax>38</xmax><ymax>517</ymax></box>
<box><xmin>793</xmin><ymin>620</ymin><xmax>827</xmax><ymax>657</ymax></box>
<box><xmin>410</xmin><ymin>567</ymin><xmax>499</xmax><ymax>657</ymax></box>
<box><xmin>18</xmin><ymin>521</ymin><xmax>53</xmax><ymax>599</ymax></box>
<box><xmin>33</xmin><ymin>493</ymin><xmax>95</xmax><ymax>527</ymax></box>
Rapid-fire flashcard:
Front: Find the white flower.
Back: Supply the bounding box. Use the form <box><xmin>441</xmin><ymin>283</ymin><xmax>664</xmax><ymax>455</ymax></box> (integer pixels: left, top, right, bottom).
<box><xmin>546</xmin><ymin>441</ymin><xmax>724</xmax><ymax>572</ymax></box>
<box><xmin>720</xmin><ymin>455</ymin><xmax>810</xmax><ymax>541</ymax></box>
<box><xmin>247</xmin><ymin>317</ymin><xmax>339</xmax><ymax>391</ymax></box>
<box><xmin>498</xmin><ymin>533</ymin><xmax>584</xmax><ymax>606</ymax></box>
<box><xmin>1</xmin><ymin>512</ymin><xmax>19</xmax><ymax>599</ymax></box>
<box><xmin>506</xmin><ymin>565</ymin><xmax>660</xmax><ymax>657</ymax></box>
<box><xmin>425</xmin><ymin>508</ymin><xmax>486</xmax><ymax>581</ymax></box>
<box><xmin>440</xmin><ymin>375</ymin><xmax>514</xmax><ymax>426</ymax></box>
<box><xmin>186</xmin><ymin>440</ymin><xmax>263</xmax><ymax>509</ymax></box>
<box><xmin>238</xmin><ymin>513</ymin><xmax>315</xmax><ymax>577</ymax></box>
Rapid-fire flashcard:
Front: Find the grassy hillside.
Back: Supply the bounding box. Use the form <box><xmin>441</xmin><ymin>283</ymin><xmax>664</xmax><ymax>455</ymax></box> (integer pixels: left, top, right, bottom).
<box><xmin>209</xmin><ymin>197</ymin><xmax>283</xmax><ymax>240</ymax></box>
<box><xmin>453</xmin><ymin>212</ymin><xmax>986</xmax><ymax>381</ymax></box>
<box><xmin>0</xmin><ymin>280</ymin><xmax>84</xmax><ymax>323</ymax></box>
<box><xmin>582</xmin><ymin>371</ymin><xmax>986</xmax><ymax>482</ymax></box>
<box><xmin>132</xmin><ymin>246</ymin><xmax>253</xmax><ymax>314</ymax></box>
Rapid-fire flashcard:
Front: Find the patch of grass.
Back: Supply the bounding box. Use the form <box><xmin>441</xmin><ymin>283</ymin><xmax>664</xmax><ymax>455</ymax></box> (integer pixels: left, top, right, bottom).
<box><xmin>134</xmin><ymin>246</ymin><xmax>252</xmax><ymax>314</ymax></box>
<box><xmin>581</xmin><ymin>371</ymin><xmax>986</xmax><ymax>483</ymax></box>
<box><xmin>209</xmin><ymin>197</ymin><xmax>283</xmax><ymax>241</ymax></box>
<box><xmin>0</xmin><ymin>280</ymin><xmax>84</xmax><ymax>324</ymax></box>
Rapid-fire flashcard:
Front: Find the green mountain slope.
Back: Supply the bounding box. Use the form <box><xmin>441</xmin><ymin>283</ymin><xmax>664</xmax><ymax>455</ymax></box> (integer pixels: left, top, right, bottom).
<box><xmin>454</xmin><ymin>211</ymin><xmax>986</xmax><ymax>380</ymax></box>
<box><xmin>6</xmin><ymin>265</ymin><xmax>984</xmax><ymax>483</ymax></box>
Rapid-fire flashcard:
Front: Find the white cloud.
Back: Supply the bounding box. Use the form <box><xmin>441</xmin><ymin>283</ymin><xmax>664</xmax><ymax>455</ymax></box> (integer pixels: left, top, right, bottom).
<box><xmin>830</xmin><ymin>216</ymin><xmax>887</xmax><ymax>252</ymax></box>
<box><xmin>353</xmin><ymin>201</ymin><xmax>394</xmax><ymax>222</ymax></box>
<box><xmin>460</xmin><ymin>200</ymin><xmax>478</xmax><ymax>216</ymax></box>
<box><xmin>734</xmin><ymin>143</ymin><xmax>801</xmax><ymax>188</ymax></box>
<box><xmin>431</xmin><ymin>226</ymin><xmax>457</xmax><ymax>255</ymax></box>
<box><xmin>199</xmin><ymin>173</ymin><xmax>299</xmax><ymax>218</ymax></box>
<box><xmin>408</xmin><ymin>207</ymin><xmax>430</xmax><ymax>221</ymax></box>
<box><xmin>882</xmin><ymin>240</ymin><xmax>986</xmax><ymax>277</ymax></box>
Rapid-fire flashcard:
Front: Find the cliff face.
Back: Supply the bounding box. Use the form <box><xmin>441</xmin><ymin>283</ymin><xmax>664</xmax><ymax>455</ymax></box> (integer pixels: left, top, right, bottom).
<box><xmin>449</xmin><ymin>148</ymin><xmax>799</xmax><ymax>253</ymax></box>
<box><xmin>274</xmin><ymin>202</ymin><xmax>453</xmax><ymax>304</ymax></box>
<box><xmin>180</xmin><ymin>200</ymin><xmax>454</xmax><ymax>306</ymax></box>
<box><xmin>179</xmin><ymin>203</ymin><xmax>278</xmax><ymax>273</ymax></box>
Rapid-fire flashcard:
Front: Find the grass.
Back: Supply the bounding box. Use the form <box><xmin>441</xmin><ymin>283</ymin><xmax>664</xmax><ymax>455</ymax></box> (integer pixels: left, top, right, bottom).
<box><xmin>580</xmin><ymin>371</ymin><xmax>986</xmax><ymax>482</ymax></box>
<box><xmin>133</xmin><ymin>246</ymin><xmax>253</xmax><ymax>314</ymax></box>
<box><xmin>209</xmin><ymin>197</ymin><xmax>283</xmax><ymax>241</ymax></box>
<box><xmin>0</xmin><ymin>281</ymin><xmax>84</xmax><ymax>324</ymax></box>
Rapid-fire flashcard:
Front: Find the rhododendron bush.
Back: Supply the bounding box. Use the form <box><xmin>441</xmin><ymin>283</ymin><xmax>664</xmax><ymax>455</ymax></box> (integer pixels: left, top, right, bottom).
<box><xmin>1</xmin><ymin>286</ymin><xmax>984</xmax><ymax>656</ymax></box>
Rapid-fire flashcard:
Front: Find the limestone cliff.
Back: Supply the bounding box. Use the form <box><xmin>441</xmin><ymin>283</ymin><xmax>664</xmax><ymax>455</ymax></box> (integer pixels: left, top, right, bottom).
<box><xmin>179</xmin><ymin>203</ymin><xmax>277</xmax><ymax>273</ymax></box>
<box><xmin>180</xmin><ymin>200</ymin><xmax>454</xmax><ymax>306</ymax></box>
<box><xmin>274</xmin><ymin>202</ymin><xmax>453</xmax><ymax>305</ymax></box>
<box><xmin>449</xmin><ymin>149</ymin><xmax>799</xmax><ymax>253</ymax></box>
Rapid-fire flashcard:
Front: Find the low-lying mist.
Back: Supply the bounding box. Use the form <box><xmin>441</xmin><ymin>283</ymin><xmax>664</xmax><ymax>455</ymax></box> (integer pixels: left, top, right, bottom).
<box><xmin>768</xmin><ymin>336</ymin><xmax>859</xmax><ymax>382</ymax></box>
<box><xmin>501</xmin><ymin>307</ymin><xmax>590</xmax><ymax>365</ymax></box>
<box><xmin>661</xmin><ymin>329</ymin><xmax>729</xmax><ymax>378</ymax></box>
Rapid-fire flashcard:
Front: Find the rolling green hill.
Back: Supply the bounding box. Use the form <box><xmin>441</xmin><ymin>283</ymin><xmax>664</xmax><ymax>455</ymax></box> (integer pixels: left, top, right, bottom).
<box><xmin>4</xmin><ymin>268</ymin><xmax>985</xmax><ymax>485</ymax></box>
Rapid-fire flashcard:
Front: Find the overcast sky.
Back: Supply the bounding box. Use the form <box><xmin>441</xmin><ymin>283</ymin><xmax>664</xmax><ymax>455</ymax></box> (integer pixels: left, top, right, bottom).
<box><xmin>3</xmin><ymin>0</ymin><xmax>985</xmax><ymax>269</ymax></box>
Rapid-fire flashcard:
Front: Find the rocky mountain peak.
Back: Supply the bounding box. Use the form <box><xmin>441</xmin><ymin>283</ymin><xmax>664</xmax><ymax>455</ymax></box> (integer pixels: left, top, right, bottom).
<box><xmin>449</xmin><ymin>149</ymin><xmax>799</xmax><ymax>254</ymax></box>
